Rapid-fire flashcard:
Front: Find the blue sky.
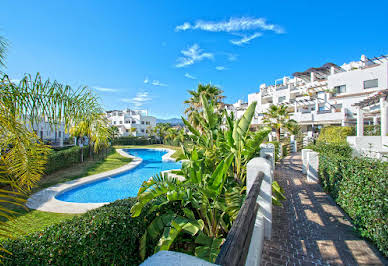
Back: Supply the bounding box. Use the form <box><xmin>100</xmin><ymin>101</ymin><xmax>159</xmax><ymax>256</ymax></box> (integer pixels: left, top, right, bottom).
<box><xmin>1</xmin><ymin>0</ymin><xmax>387</xmax><ymax>118</ymax></box>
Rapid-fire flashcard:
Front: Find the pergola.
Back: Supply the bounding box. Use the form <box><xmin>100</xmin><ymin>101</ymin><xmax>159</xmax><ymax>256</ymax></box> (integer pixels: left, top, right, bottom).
<box><xmin>353</xmin><ymin>89</ymin><xmax>388</xmax><ymax>136</ymax></box>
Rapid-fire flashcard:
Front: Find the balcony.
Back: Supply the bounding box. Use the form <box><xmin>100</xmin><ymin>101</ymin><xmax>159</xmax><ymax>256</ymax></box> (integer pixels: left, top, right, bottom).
<box><xmin>292</xmin><ymin>111</ymin><xmax>345</xmax><ymax>124</ymax></box>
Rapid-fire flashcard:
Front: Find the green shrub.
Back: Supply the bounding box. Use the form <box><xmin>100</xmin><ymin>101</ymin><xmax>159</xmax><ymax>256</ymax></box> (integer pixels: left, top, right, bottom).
<box><xmin>112</xmin><ymin>136</ymin><xmax>156</xmax><ymax>145</ymax></box>
<box><xmin>318</xmin><ymin>146</ymin><xmax>388</xmax><ymax>256</ymax></box>
<box><xmin>317</xmin><ymin>126</ymin><xmax>355</xmax><ymax>144</ymax></box>
<box><xmin>1</xmin><ymin>198</ymin><xmax>178</xmax><ymax>265</ymax></box>
<box><xmin>45</xmin><ymin>146</ymin><xmax>82</xmax><ymax>174</ymax></box>
<box><xmin>310</xmin><ymin>142</ymin><xmax>353</xmax><ymax>158</ymax></box>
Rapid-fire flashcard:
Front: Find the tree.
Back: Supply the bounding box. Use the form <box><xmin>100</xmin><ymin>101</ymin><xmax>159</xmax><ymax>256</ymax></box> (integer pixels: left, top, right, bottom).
<box><xmin>0</xmin><ymin>35</ymin><xmax>109</xmax><ymax>255</ymax></box>
<box><xmin>184</xmin><ymin>84</ymin><xmax>224</xmax><ymax>131</ymax></box>
<box><xmin>262</xmin><ymin>104</ymin><xmax>297</xmax><ymax>142</ymax></box>
<box><xmin>154</xmin><ymin>123</ymin><xmax>171</xmax><ymax>144</ymax></box>
<box><xmin>131</xmin><ymin>95</ymin><xmax>280</xmax><ymax>262</ymax></box>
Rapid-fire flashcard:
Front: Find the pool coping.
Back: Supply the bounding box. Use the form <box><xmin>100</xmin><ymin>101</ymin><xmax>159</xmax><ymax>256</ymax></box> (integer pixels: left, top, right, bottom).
<box><xmin>26</xmin><ymin>148</ymin><xmax>178</xmax><ymax>214</ymax></box>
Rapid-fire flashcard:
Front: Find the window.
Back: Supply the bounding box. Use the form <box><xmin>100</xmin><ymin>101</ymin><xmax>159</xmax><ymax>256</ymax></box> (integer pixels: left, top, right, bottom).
<box><xmin>113</xmin><ymin>121</ymin><xmax>116</xmax><ymax>125</ymax></box>
<box><xmin>119</xmin><ymin>121</ymin><xmax>123</xmax><ymax>124</ymax></box>
<box><xmin>141</xmin><ymin>121</ymin><xmax>145</xmax><ymax>125</ymax></box>
<box><xmin>146</xmin><ymin>121</ymin><xmax>150</xmax><ymax>125</ymax></box>
<box><xmin>125</xmin><ymin>121</ymin><xmax>130</xmax><ymax>124</ymax></box>
<box><xmin>126</xmin><ymin>129</ymin><xmax>129</xmax><ymax>133</ymax></box>
<box><xmin>132</xmin><ymin>120</ymin><xmax>136</xmax><ymax>124</ymax></box>
<box><xmin>333</xmin><ymin>85</ymin><xmax>346</xmax><ymax>95</ymax></box>
<box><xmin>278</xmin><ymin>96</ymin><xmax>286</xmax><ymax>103</ymax></box>
<box><xmin>59</xmin><ymin>131</ymin><xmax>61</xmax><ymax>138</ymax></box>
<box><xmin>318</xmin><ymin>106</ymin><xmax>326</xmax><ymax>112</ymax></box>
<box><xmin>364</xmin><ymin>79</ymin><xmax>378</xmax><ymax>89</ymax></box>
<box><xmin>141</xmin><ymin>129</ymin><xmax>145</xmax><ymax>133</ymax></box>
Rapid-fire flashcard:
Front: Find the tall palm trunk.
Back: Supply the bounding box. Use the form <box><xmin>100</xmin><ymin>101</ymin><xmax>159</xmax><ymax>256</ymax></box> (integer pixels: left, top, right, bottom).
<box><xmin>276</xmin><ymin>128</ymin><xmax>281</xmax><ymax>142</ymax></box>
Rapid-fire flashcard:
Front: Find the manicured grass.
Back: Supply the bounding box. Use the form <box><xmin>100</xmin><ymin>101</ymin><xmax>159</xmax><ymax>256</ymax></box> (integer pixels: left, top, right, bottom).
<box><xmin>2</xmin><ymin>149</ymin><xmax>133</xmax><ymax>240</ymax></box>
<box><xmin>113</xmin><ymin>144</ymin><xmax>183</xmax><ymax>159</ymax></box>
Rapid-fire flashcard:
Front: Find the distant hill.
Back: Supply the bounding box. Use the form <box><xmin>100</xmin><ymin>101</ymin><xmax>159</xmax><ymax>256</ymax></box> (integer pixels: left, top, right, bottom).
<box><xmin>156</xmin><ymin>118</ymin><xmax>183</xmax><ymax>126</ymax></box>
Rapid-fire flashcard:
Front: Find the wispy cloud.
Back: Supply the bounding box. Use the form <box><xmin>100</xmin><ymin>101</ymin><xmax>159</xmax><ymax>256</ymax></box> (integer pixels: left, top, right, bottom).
<box><xmin>121</xmin><ymin>92</ymin><xmax>151</xmax><ymax>108</ymax></box>
<box><xmin>226</xmin><ymin>53</ymin><xmax>238</xmax><ymax>61</ymax></box>
<box><xmin>184</xmin><ymin>73</ymin><xmax>196</xmax><ymax>79</ymax></box>
<box><xmin>144</xmin><ymin>77</ymin><xmax>149</xmax><ymax>84</ymax></box>
<box><xmin>215</xmin><ymin>66</ymin><xmax>227</xmax><ymax>71</ymax></box>
<box><xmin>176</xmin><ymin>44</ymin><xmax>214</xmax><ymax>68</ymax></box>
<box><xmin>93</xmin><ymin>87</ymin><xmax>118</xmax><ymax>92</ymax></box>
<box><xmin>151</xmin><ymin>80</ymin><xmax>168</xmax><ymax>87</ymax></box>
<box><xmin>230</xmin><ymin>32</ymin><xmax>262</xmax><ymax>46</ymax></box>
<box><xmin>175</xmin><ymin>17</ymin><xmax>284</xmax><ymax>34</ymax></box>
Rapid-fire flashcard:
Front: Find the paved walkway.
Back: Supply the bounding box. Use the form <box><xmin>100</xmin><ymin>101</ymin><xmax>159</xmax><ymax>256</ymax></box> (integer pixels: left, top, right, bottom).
<box><xmin>261</xmin><ymin>153</ymin><xmax>387</xmax><ymax>266</ymax></box>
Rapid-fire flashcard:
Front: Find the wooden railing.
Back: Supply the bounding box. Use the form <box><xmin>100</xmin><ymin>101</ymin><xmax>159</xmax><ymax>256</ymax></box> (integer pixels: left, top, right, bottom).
<box><xmin>215</xmin><ymin>172</ymin><xmax>264</xmax><ymax>266</ymax></box>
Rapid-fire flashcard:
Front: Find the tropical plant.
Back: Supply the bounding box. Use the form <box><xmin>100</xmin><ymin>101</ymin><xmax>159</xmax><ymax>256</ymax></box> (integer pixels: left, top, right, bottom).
<box><xmin>131</xmin><ymin>94</ymin><xmax>279</xmax><ymax>262</ymax></box>
<box><xmin>154</xmin><ymin>123</ymin><xmax>171</xmax><ymax>144</ymax></box>
<box><xmin>263</xmin><ymin>104</ymin><xmax>297</xmax><ymax>141</ymax></box>
<box><xmin>184</xmin><ymin>84</ymin><xmax>224</xmax><ymax>131</ymax></box>
<box><xmin>0</xmin><ymin>36</ymin><xmax>109</xmax><ymax>256</ymax></box>
<box><xmin>131</xmin><ymin>151</ymin><xmax>234</xmax><ymax>262</ymax></box>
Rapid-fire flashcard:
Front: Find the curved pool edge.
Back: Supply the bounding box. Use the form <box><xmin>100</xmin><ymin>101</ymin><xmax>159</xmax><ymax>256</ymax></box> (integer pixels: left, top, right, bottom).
<box><xmin>26</xmin><ymin>148</ymin><xmax>177</xmax><ymax>214</ymax></box>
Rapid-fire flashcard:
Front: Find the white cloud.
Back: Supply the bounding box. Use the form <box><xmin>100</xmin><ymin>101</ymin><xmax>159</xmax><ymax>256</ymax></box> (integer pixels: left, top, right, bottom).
<box><xmin>121</xmin><ymin>92</ymin><xmax>151</xmax><ymax>108</ymax></box>
<box><xmin>175</xmin><ymin>17</ymin><xmax>284</xmax><ymax>34</ymax></box>
<box><xmin>144</xmin><ymin>77</ymin><xmax>149</xmax><ymax>84</ymax></box>
<box><xmin>151</xmin><ymin>80</ymin><xmax>168</xmax><ymax>87</ymax></box>
<box><xmin>230</xmin><ymin>32</ymin><xmax>262</xmax><ymax>46</ymax></box>
<box><xmin>184</xmin><ymin>73</ymin><xmax>196</xmax><ymax>79</ymax></box>
<box><xmin>226</xmin><ymin>53</ymin><xmax>238</xmax><ymax>61</ymax></box>
<box><xmin>93</xmin><ymin>87</ymin><xmax>118</xmax><ymax>92</ymax></box>
<box><xmin>215</xmin><ymin>66</ymin><xmax>227</xmax><ymax>71</ymax></box>
<box><xmin>176</xmin><ymin>44</ymin><xmax>213</xmax><ymax>68</ymax></box>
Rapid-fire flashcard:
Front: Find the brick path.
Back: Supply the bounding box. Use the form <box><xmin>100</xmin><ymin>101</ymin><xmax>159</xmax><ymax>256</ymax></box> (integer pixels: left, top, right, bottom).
<box><xmin>261</xmin><ymin>153</ymin><xmax>387</xmax><ymax>266</ymax></box>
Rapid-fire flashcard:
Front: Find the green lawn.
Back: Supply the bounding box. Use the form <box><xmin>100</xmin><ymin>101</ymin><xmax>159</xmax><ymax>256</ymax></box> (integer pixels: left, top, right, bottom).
<box><xmin>2</xmin><ymin>148</ymin><xmax>134</xmax><ymax>239</ymax></box>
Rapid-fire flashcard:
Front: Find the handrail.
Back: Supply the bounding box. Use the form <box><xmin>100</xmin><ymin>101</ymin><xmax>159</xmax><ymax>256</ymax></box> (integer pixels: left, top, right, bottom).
<box><xmin>215</xmin><ymin>171</ymin><xmax>264</xmax><ymax>266</ymax></box>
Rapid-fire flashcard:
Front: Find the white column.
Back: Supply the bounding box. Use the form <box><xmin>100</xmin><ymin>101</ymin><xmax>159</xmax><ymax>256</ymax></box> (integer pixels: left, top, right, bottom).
<box><xmin>381</xmin><ymin>97</ymin><xmax>388</xmax><ymax>137</ymax></box>
<box><xmin>357</xmin><ymin>107</ymin><xmax>364</xmax><ymax>137</ymax></box>
<box><xmin>310</xmin><ymin>72</ymin><xmax>315</xmax><ymax>83</ymax></box>
<box><xmin>294</xmin><ymin>102</ymin><xmax>297</xmax><ymax>113</ymax></box>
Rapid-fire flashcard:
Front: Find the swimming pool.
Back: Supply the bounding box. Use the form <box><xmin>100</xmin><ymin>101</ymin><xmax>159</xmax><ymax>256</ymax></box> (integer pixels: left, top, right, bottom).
<box><xmin>56</xmin><ymin>149</ymin><xmax>182</xmax><ymax>203</ymax></box>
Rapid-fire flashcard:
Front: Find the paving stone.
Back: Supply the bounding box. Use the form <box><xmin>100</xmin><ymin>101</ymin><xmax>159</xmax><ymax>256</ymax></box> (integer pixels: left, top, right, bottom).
<box><xmin>260</xmin><ymin>153</ymin><xmax>387</xmax><ymax>266</ymax></box>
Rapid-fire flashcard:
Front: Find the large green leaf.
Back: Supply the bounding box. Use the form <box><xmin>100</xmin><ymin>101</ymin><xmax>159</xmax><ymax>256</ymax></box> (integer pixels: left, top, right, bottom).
<box><xmin>208</xmin><ymin>154</ymin><xmax>234</xmax><ymax>193</ymax></box>
<box><xmin>232</xmin><ymin>101</ymin><xmax>257</xmax><ymax>147</ymax></box>
<box><xmin>194</xmin><ymin>232</ymin><xmax>224</xmax><ymax>263</ymax></box>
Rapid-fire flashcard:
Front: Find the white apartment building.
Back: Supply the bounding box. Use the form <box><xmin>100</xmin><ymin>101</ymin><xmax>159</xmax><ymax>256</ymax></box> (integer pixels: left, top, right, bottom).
<box><xmin>26</xmin><ymin>120</ymin><xmax>70</xmax><ymax>146</ymax></box>
<box><xmin>106</xmin><ymin>108</ymin><xmax>156</xmax><ymax>137</ymax></box>
<box><xmin>248</xmin><ymin>54</ymin><xmax>388</xmax><ymax>133</ymax></box>
<box><xmin>224</xmin><ymin>100</ymin><xmax>249</xmax><ymax>120</ymax></box>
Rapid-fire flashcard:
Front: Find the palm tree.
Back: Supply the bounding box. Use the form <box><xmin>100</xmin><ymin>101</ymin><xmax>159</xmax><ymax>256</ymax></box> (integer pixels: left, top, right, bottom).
<box><xmin>0</xmin><ymin>35</ymin><xmax>109</xmax><ymax>254</ymax></box>
<box><xmin>184</xmin><ymin>84</ymin><xmax>224</xmax><ymax>130</ymax></box>
<box><xmin>154</xmin><ymin>123</ymin><xmax>171</xmax><ymax>144</ymax></box>
<box><xmin>262</xmin><ymin>104</ymin><xmax>297</xmax><ymax>142</ymax></box>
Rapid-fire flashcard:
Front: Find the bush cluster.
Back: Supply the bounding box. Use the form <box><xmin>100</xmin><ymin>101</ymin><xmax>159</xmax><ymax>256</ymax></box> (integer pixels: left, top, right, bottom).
<box><xmin>1</xmin><ymin>198</ymin><xmax>177</xmax><ymax>265</ymax></box>
<box><xmin>317</xmin><ymin>126</ymin><xmax>355</xmax><ymax>144</ymax></box>
<box><xmin>45</xmin><ymin>146</ymin><xmax>108</xmax><ymax>174</ymax></box>
<box><xmin>317</xmin><ymin>143</ymin><xmax>387</xmax><ymax>256</ymax></box>
<box><xmin>112</xmin><ymin>136</ymin><xmax>157</xmax><ymax>146</ymax></box>
<box><xmin>45</xmin><ymin>146</ymin><xmax>83</xmax><ymax>174</ymax></box>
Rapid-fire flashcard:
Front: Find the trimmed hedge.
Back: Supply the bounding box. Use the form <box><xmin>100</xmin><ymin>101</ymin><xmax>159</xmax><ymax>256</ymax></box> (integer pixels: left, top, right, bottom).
<box><xmin>1</xmin><ymin>198</ymin><xmax>178</xmax><ymax>265</ymax></box>
<box><xmin>317</xmin><ymin>144</ymin><xmax>388</xmax><ymax>256</ymax></box>
<box><xmin>112</xmin><ymin>136</ymin><xmax>157</xmax><ymax>146</ymax></box>
<box><xmin>317</xmin><ymin>126</ymin><xmax>355</xmax><ymax>144</ymax></box>
<box><xmin>45</xmin><ymin>146</ymin><xmax>110</xmax><ymax>174</ymax></box>
<box><xmin>45</xmin><ymin>146</ymin><xmax>83</xmax><ymax>174</ymax></box>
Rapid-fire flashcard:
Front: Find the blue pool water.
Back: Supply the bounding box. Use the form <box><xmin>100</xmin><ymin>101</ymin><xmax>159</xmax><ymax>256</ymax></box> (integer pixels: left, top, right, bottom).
<box><xmin>56</xmin><ymin>149</ymin><xmax>182</xmax><ymax>203</ymax></box>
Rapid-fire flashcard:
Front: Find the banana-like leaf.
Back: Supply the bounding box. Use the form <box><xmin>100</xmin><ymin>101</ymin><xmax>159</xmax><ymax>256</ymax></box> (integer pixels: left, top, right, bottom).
<box><xmin>232</xmin><ymin>102</ymin><xmax>257</xmax><ymax>148</ymax></box>
<box><xmin>194</xmin><ymin>232</ymin><xmax>224</xmax><ymax>263</ymax></box>
<box><xmin>182</xmin><ymin>116</ymin><xmax>201</xmax><ymax>137</ymax></box>
<box><xmin>272</xmin><ymin>181</ymin><xmax>286</xmax><ymax>206</ymax></box>
<box><xmin>208</xmin><ymin>154</ymin><xmax>234</xmax><ymax>194</ymax></box>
